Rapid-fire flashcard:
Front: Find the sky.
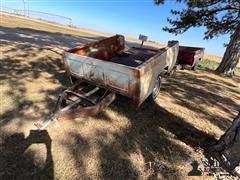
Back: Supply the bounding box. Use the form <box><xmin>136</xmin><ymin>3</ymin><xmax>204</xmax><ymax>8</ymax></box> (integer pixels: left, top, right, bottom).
<box><xmin>2</xmin><ymin>0</ymin><xmax>230</xmax><ymax>56</ymax></box>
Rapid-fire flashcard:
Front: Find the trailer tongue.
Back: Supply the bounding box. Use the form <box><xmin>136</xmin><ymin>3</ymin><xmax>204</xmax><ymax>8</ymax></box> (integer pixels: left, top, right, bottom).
<box><xmin>34</xmin><ymin>81</ymin><xmax>116</xmax><ymax>130</ymax></box>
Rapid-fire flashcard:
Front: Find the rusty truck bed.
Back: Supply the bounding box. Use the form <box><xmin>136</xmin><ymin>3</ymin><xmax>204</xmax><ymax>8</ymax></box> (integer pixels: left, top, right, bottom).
<box><xmin>177</xmin><ymin>45</ymin><xmax>205</xmax><ymax>70</ymax></box>
<box><xmin>63</xmin><ymin>35</ymin><xmax>179</xmax><ymax>107</ymax></box>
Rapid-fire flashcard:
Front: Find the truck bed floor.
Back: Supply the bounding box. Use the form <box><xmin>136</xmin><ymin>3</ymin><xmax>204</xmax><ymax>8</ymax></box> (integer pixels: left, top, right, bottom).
<box><xmin>109</xmin><ymin>47</ymin><xmax>161</xmax><ymax>67</ymax></box>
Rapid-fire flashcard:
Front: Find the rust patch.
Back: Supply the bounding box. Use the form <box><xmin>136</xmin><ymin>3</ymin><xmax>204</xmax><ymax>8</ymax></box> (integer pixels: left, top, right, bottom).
<box><xmin>34</xmin><ymin>82</ymin><xmax>116</xmax><ymax>129</ymax></box>
<box><xmin>73</xmin><ymin>35</ymin><xmax>125</xmax><ymax>61</ymax></box>
<box><xmin>63</xmin><ymin>59</ymin><xmax>72</xmax><ymax>83</ymax></box>
<box><xmin>59</xmin><ymin>91</ymin><xmax>116</xmax><ymax>119</ymax></box>
<box><xmin>131</xmin><ymin>69</ymin><xmax>141</xmax><ymax>107</ymax></box>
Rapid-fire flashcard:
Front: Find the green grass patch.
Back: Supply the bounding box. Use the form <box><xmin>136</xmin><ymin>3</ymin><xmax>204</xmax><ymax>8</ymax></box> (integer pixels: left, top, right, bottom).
<box><xmin>198</xmin><ymin>59</ymin><xmax>240</xmax><ymax>75</ymax></box>
<box><xmin>198</xmin><ymin>59</ymin><xmax>219</xmax><ymax>71</ymax></box>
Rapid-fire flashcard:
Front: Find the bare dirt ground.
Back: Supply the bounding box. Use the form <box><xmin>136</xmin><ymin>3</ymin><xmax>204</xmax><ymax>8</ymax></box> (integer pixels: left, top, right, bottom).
<box><xmin>1</xmin><ymin>13</ymin><xmax>240</xmax><ymax>179</ymax></box>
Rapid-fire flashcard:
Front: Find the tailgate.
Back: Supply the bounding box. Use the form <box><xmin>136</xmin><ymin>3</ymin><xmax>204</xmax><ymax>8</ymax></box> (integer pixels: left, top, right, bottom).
<box><xmin>64</xmin><ymin>52</ymin><xmax>138</xmax><ymax>96</ymax></box>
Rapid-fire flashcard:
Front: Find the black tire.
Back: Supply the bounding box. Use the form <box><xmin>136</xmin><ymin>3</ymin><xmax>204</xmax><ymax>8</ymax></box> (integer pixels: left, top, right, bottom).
<box><xmin>169</xmin><ymin>67</ymin><xmax>177</xmax><ymax>77</ymax></box>
<box><xmin>191</xmin><ymin>65</ymin><xmax>197</xmax><ymax>71</ymax></box>
<box><xmin>191</xmin><ymin>64</ymin><xmax>197</xmax><ymax>71</ymax></box>
<box><xmin>148</xmin><ymin>75</ymin><xmax>162</xmax><ymax>102</ymax></box>
<box><xmin>70</xmin><ymin>76</ymin><xmax>79</xmax><ymax>84</ymax></box>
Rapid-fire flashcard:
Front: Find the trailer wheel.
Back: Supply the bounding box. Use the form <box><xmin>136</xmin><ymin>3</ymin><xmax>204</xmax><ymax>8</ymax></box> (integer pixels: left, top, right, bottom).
<box><xmin>70</xmin><ymin>76</ymin><xmax>79</xmax><ymax>84</ymax></box>
<box><xmin>149</xmin><ymin>75</ymin><xmax>162</xmax><ymax>102</ymax></box>
<box><xmin>191</xmin><ymin>64</ymin><xmax>198</xmax><ymax>71</ymax></box>
<box><xmin>168</xmin><ymin>67</ymin><xmax>177</xmax><ymax>77</ymax></box>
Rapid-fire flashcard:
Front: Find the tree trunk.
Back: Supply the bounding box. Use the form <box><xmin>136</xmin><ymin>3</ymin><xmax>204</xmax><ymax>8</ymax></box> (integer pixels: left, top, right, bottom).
<box><xmin>206</xmin><ymin>111</ymin><xmax>240</xmax><ymax>174</ymax></box>
<box><xmin>216</xmin><ymin>23</ymin><xmax>240</xmax><ymax>76</ymax></box>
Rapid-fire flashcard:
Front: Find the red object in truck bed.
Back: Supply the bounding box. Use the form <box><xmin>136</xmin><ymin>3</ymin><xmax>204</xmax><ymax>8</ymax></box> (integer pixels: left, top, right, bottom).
<box><xmin>177</xmin><ymin>46</ymin><xmax>204</xmax><ymax>70</ymax></box>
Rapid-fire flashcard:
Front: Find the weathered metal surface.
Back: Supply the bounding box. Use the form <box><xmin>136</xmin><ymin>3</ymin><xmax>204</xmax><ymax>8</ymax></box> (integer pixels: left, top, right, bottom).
<box><xmin>72</xmin><ymin>35</ymin><xmax>125</xmax><ymax>59</ymax></box>
<box><xmin>34</xmin><ymin>82</ymin><xmax>116</xmax><ymax>130</ymax></box>
<box><xmin>59</xmin><ymin>91</ymin><xmax>116</xmax><ymax>119</ymax></box>
<box><xmin>64</xmin><ymin>35</ymin><xmax>179</xmax><ymax>107</ymax></box>
<box><xmin>177</xmin><ymin>46</ymin><xmax>205</xmax><ymax>68</ymax></box>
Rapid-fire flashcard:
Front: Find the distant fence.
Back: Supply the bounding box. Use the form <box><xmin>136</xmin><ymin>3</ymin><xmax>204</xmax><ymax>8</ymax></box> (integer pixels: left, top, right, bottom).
<box><xmin>0</xmin><ymin>6</ymin><xmax>73</xmax><ymax>26</ymax></box>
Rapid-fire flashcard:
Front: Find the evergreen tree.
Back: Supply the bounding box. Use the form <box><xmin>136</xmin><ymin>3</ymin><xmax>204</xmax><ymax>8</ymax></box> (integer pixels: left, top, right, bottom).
<box><xmin>155</xmin><ymin>0</ymin><xmax>240</xmax><ymax>76</ymax></box>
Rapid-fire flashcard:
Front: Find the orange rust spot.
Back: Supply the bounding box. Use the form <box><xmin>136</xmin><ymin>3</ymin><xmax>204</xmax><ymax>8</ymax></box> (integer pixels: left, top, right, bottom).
<box><xmin>132</xmin><ymin>69</ymin><xmax>141</xmax><ymax>107</ymax></box>
<box><xmin>73</xmin><ymin>35</ymin><xmax>124</xmax><ymax>61</ymax></box>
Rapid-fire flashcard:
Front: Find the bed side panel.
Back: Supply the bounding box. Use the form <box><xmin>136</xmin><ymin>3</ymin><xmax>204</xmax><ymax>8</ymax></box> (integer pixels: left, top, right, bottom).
<box><xmin>166</xmin><ymin>42</ymin><xmax>179</xmax><ymax>72</ymax></box>
<box><xmin>138</xmin><ymin>42</ymin><xmax>179</xmax><ymax>106</ymax></box>
<box><xmin>138</xmin><ymin>52</ymin><xmax>167</xmax><ymax>106</ymax></box>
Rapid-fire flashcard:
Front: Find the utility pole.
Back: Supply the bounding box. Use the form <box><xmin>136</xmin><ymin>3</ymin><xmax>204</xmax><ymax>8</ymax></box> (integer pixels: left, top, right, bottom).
<box><xmin>22</xmin><ymin>0</ymin><xmax>26</xmax><ymax>16</ymax></box>
<box><xmin>22</xmin><ymin>0</ymin><xmax>30</xmax><ymax>17</ymax></box>
<box><xmin>27</xmin><ymin>0</ymin><xmax>30</xmax><ymax>17</ymax></box>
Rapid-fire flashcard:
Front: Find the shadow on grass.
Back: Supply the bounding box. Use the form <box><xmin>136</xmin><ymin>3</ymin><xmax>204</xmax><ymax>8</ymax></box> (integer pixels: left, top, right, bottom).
<box><xmin>1</xmin><ymin>25</ymin><xmax>239</xmax><ymax>179</ymax></box>
<box><xmin>99</xmin><ymin>143</ymin><xmax>139</xmax><ymax>179</ymax></box>
<box><xmin>91</xmin><ymin>98</ymin><xmax>215</xmax><ymax>178</ymax></box>
<box><xmin>93</xmin><ymin>68</ymin><xmax>239</xmax><ymax>178</ymax></box>
<box><xmin>163</xmin><ymin>71</ymin><xmax>240</xmax><ymax>131</ymax></box>
<box><xmin>0</xmin><ymin>130</ymin><xmax>53</xmax><ymax>180</ymax></box>
<box><xmin>0</xmin><ymin>25</ymin><xmax>104</xmax><ymax>179</ymax></box>
<box><xmin>0</xmin><ymin>26</ymin><xmax>103</xmax><ymax>49</ymax></box>
<box><xmin>0</xmin><ymin>25</ymin><xmax>100</xmax><ymax>127</ymax></box>
<box><xmin>61</xmin><ymin>132</ymin><xmax>90</xmax><ymax>177</ymax></box>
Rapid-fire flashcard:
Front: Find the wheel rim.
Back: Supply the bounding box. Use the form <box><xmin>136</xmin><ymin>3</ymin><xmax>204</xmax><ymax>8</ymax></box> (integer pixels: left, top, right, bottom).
<box><xmin>152</xmin><ymin>76</ymin><xmax>161</xmax><ymax>99</ymax></box>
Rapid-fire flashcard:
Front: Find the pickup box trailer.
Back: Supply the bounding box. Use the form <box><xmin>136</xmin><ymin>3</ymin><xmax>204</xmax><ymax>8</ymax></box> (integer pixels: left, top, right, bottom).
<box><xmin>64</xmin><ymin>35</ymin><xmax>179</xmax><ymax>106</ymax></box>
<box><xmin>177</xmin><ymin>46</ymin><xmax>205</xmax><ymax>70</ymax></box>
<box><xmin>35</xmin><ymin>35</ymin><xmax>179</xmax><ymax>129</ymax></box>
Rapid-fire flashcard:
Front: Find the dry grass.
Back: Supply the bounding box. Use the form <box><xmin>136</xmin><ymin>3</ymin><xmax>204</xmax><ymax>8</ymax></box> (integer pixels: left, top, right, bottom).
<box><xmin>1</xmin><ymin>13</ymin><xmax>240</xmax><ymax>179</ymax></box>
<box><xmin>203</xmin><ymin>54</ymin><xmax>222</xmax><ymax>63</ymax></box>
